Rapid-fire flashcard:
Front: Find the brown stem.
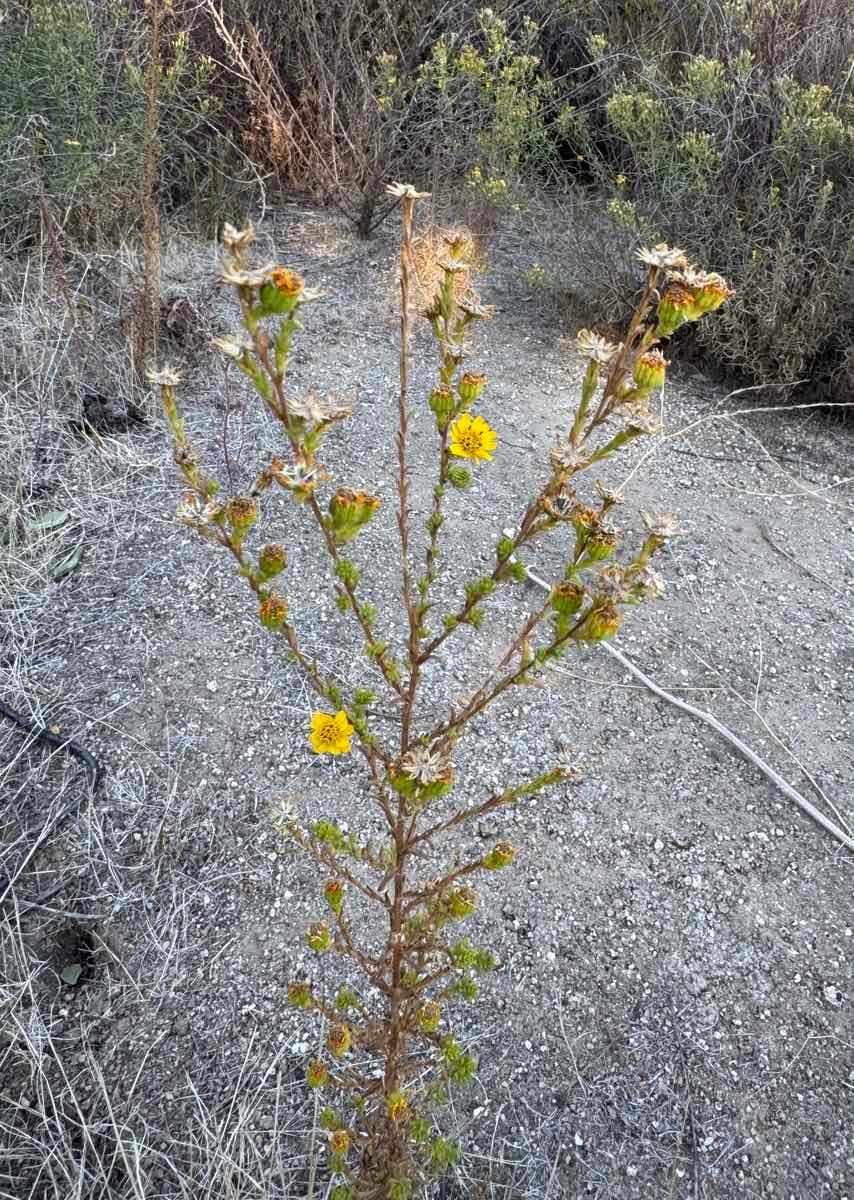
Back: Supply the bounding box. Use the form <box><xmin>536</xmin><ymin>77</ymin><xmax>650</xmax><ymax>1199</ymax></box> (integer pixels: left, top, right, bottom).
<box><xmin>241</xmin><ymin>299</ymin><xmax>406</xmax><ymax>702</ymax></box>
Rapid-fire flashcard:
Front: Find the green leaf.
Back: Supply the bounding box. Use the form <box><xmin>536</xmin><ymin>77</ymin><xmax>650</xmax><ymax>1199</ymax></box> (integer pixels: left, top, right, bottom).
<box><xmin>52</xmin><ymin>545</ymin><xmax>83</xmax><ymax>581</ymax></box>
<box><xmin>60</xmin><ymin>963</ymin><xmax>82</xmax><ymax>985</ymax></box>
<box><xmin>28</xmin><ymin>509</ymin><xmax>70</xmax><ymax>532</ymax></box>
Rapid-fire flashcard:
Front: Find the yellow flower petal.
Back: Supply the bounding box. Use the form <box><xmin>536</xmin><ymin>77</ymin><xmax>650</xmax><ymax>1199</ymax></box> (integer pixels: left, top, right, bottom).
<box><xmin>309</xmin><ymin>710</ymin><xmax>354</xmax><ymax>755</ymax></box>
<box><xmin>449</xmin><ymin>412</ymin><xmax>497</xmax><ymax>461</ymax></box>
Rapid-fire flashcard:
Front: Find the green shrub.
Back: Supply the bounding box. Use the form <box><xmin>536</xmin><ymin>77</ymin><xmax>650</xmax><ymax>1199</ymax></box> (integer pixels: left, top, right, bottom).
<box><xmin>0</xmin><ymin>0</ymin><xmax>224</xmax><ymax>242</ymax></box>
<box><xmin>535</xmin><ymin>0</ymin><xmax>854</xmax><ymax>392</ymax></box>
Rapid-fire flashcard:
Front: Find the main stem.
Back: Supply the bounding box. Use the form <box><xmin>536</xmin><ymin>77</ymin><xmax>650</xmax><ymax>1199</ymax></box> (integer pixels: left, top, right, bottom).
<box><xmin>386</xmin><ymin>194</ymin><xmax>418</xmax><ymax>1097</ymax></box>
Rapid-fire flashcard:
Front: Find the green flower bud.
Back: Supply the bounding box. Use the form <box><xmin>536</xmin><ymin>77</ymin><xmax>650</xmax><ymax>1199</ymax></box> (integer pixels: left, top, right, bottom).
<box><xmin>324</xmin><ymin>879</ymin><xmax>344</xmax><ymax>915</ymax></box>
<box><xmin>447</xmin><ymin>464</ymin><xmax>471</xmax><ymax>489</ymax></box>
<box><xmin>335</xmin><ymin>985</ymin><xmax>358</xmax><ymax>1011</ymax></box>
<box><xmin>551</xmin><ymin>580</ymin><xmax>584</xmax><ymax>616</ymax></box>
<box><xmin>582</xmin><ymin>530</ymin><xmax>617</xmax><ymax>563</ymax></box>
<box><xmin>458</xmin><ymin>372</ymin><xmax>486</xmax><ymax>406</ymax></box>
<box><xmin>446</xmin><ymin>886</ymin><xmax>477</xmax><ymax>919</ymax></box>
<box><xmin>577</xmin><ymin>600</ymin><xmax>622</xmax><ymax>641</ymax></box>
<box><xmin>225</xmin><ymin>496</ymin><xmax>257</xmax><ymax>537</ymax></box>
<box><xmin>258</xmin><ymin>590</ymin><xmax>289</xmax><ymax>630</ymax></box>
<box><xmin>328</xmin><ymin>488</ymin><xmax>380</xmax><ymax>545</ymax></box>
<box><xmin>306</xmin><ymin>921</ymin><xmax>332</xmax><ymax>953</ymax></box>
<box><xmin>306</xmin><ymin>1059</ymin><xmax>329</xmax><ymax>1088</ymax></box>
<box><xmin>287</xmin><ymin>980</ymin><xmax>312</xmax><ymax>1009</ymax></box>
<box><xmin>330</xmin><ymin>1128</ymin><xmax>350</xmax><ymax>1156</ymax></box>
<box><xmin>409</xmin><ymin>1117</ymin><xmax>430</xmax><ymax>1143</ymax></box>
<box><xmin>326</xmin><ymin>1023</ymin><xmax>352</xmax><ymax>1059</ymax></box>
<box><xmin>258</xmin><ymin>543</ymin><xmax>287</xmax><ymax>580</ymax></box>
<box><xmin>334</xmin><ymin>558</ymin><xmax>359</xmax><ymax>587</ymax></box>
<box><xmin>633</xmin><ymin>349</ymin><xmax>668</xmax><ymax>392</ymax></box>
<box><xmin>483</xmin><ymin>841</ymin><xmax>516</xmax><ymax>869</ymax></box>
<box><xmin>418</xmin><ymin>1000</ymin><xmax>441</xmax><ymax>1033</ymax></box>
<box><xmin>655</xmin><ymin>285</ymin><xmax>695</xmax><ymax>337</ymax></box>
<box><xmin>429</xmin><ymin>385</ymin><xmax>455</xmax><ymax>428</ymax></box>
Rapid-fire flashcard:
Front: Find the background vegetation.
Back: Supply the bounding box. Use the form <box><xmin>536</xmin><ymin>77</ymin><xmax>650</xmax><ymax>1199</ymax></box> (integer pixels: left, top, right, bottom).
<box><xmin>1</xmin><ymin>0</ymin><xmax>852</xmax><ymax>394</ymax></box>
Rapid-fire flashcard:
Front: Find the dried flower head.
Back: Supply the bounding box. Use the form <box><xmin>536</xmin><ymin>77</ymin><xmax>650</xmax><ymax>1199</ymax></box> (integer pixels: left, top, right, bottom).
<box><xmin>541</xmin><ymin>487</ymin><xmax>578</xmax><ymax>519</ymax></box>
<box><xmin>212</xmin><ymin>333</ymin><xmax>253</xmax><ymax>360</ymax></box>
<box><xmin>386</xmin><ymin>181</ymin><xmax>431</xmax><ymax>199</ymax></box>
<box><xmin>221</xmin><ymin>222</ymin><xmax>255</xmax><ymax>252</ymax></box>
<box><xmin>642</xmin><ymin>511</ymin><xmax>685</xmax><ymax>539</ymax></box>
<box><xmin>289</xmin><ymin>388</ymin><xmax>353</xmax><ymax>427</ymax></box>
<box><xmin>550</xmin><ymin>437</ymin><xmax>590</xmax><ymax>474</ymax></box>
<box><xmin>271</xmin><ymin>456</ymin><xmax>328</xmax><ymax>498</ymax></box>
<box><xmin>636</xmin><ymin>243</ymin><xmax>689</xmax><ymax>271</ymax></box>
<box><xmin>398</xmin><ymin>743</ymin><xmax>453</xmax><ymax>787</ymax></box>
<box><xmin>576</xmin><ymin>328</ymin><xmax>620</xmax><ymax>364</ymax></box>
<box><xmin>437</xmin><ymin>257</ymin><xmax>469</xmax><ymax>275</ymax></box>
<box><xmin>597</xmin><ymin>564</ymin><xmax>633</xmax><ymax>601</ymax></box>
<box><xmin>457</xmin><ymin>292</ymin><xmax>495</xmax><ymax>320</ymax></box>
<box><xmin>595</xmin><ymin>480</ymin><xmax>624</xmax><ymax>506</ymax></box>
<box><xmin>449</xmin><ymin>413</ymin><xmax>497</xmax><ymax>461</ymax></box>
<box><xmin>147</xmin><ymin>364</ymin><xmax>182</xmax><ymax>388</ymax></box>
<box><xmin>638</xmin><ymin>564</ymin><xmax>666</xmax><ymax>598</ymax></box>
<box><xmin>220</xmin><ymin>262</ymin><xmax>277</xmax><ymax>288</ymax></box>
<box><xmin>621</xmin><ymin>403</ymin><xmax>662</xmax><ymax>435</ymax></box>
<box><xmin>309</xmin><ymin>710</ymin><xmax>355</xmax><ymax>755</ymax></box>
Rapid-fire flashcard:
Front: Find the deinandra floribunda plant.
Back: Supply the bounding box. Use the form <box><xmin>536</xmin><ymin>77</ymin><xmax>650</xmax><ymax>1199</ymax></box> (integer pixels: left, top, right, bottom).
<box><xmin>151</xmin><ymin>183</ymin><xmax>732</xmax><ymax>1199</ymax></box>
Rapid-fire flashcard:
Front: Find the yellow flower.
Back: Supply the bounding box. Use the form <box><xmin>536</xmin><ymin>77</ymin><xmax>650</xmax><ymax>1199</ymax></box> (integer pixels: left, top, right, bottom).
<box><xmin>309</xmin><ymin>710</ymin><xmax>355</xmax><ymax>755</ymax></box>
<box><xmin>271</xmin><ymin>266</ymin><xmax>304</xmax><ymax>297</ymax></box>
<box><xmin>449</xmin><ymin>413</ymin><xmax>497</xmax><ymax>461</ymax></box>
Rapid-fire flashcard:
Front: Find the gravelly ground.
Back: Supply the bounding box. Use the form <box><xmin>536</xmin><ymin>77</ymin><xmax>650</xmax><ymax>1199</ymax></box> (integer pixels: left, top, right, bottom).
<box><xmin>2</xmin><ymin>203</ymin><xmax>853</xmax><ymax>1200</ymax></box>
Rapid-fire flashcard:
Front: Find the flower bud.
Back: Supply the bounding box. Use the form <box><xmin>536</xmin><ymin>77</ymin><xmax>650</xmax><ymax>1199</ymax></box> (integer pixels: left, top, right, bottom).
<box><xmin>418</xmin><ymin>1000</ymin><xmax>441</xmax><ymax>1033</ymax></box>
<box><xmin>307</xmin><ymin>1059</ymin><xmax>329</xmax><ymax>1088</ymax></box>
<box><xmin>271</xmin><ymin>266</ymin><xmax>304</xmax><ymax>298</ymax></box>
<box><xmin>633</xmin><ymin>349</ymin><xmax>669</xmax><ymax>392</ymax></box>
<box><xmin>326</xmin><ymin>1023</ymin><xmax>352</xmax><ymax>1059</ymax></box>
<box><xmin>328</xmin><ymin>488</ymin><xmax>380</xmax><ymax>545</ymax></box>
<box><xmin>458</xmin><ymin>372</ymin><xmax>486</xmax><ymax>406</ymax></box>
<box><xmin>655</xmin><ymin>286</ymin><xmax>695</xmax><ymax>337</ymax></box>
<box><xmin>330</xmin><ymin>1129</ymin><xmax>350</xmax><ymax>1155</ymax></box>
<box><xmin>258</xmin><ymin>543</ymin><xmax>287</xmax><ymax>580</ymax></box>
<box><xmin>225</xmin><ymin>496</ymin><xmax>257</xmax><ymax>537</ymax></box>
<box><xmin>447</xmin><ymin>464</ymin><xmax>471</xmax><ymax>489</ymax></box>
<box><xmin>429</xmin><ymin>385</ymin><xmax>455</xmax><ymax>427</ymax></box>
<box><xmin>692</xmin><ymin>275</ymin><xmax>733</xmax><ymax>314</ymax></box>
<box><xmin>551</xmin><ymin>580</ymin><xmax>584</xmax><ymax>616</ymax></box>
<box><xmin>578</xmin><ymin>601</ymin><xmax>622</xmax><ymax>641</ymax></box>
<box><xmin>287</xmin><ymin>980</ymin><xmax>312</xmax><ymax>1009</ymax></box>
<box><xmin>306</xmin><ymin>921</ymin><xmax>332</xmax><ymax>953</ymax></box>
<box><xmin>324</xmin><ymin>879</ymin><xmax>344</xmax><ymax>915</ymax></box>
<box><xmin>583</xmin><ymin>529</ymin><xmax>617</xmax><ymax>562</ymax></box>
<box><xmin>258</xmin><ymin>591</ymin><xmax>289</xmax><ymax>630</ymax></box>
<box><xmin>483</xmin><ymin>841</ymin><xmax>516</xmax><ymax>870</ymax></box>
<box><xmin>447</xmin><ymin>886</ymin><xmax>477</xmax><ymax>919</ymax></box>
